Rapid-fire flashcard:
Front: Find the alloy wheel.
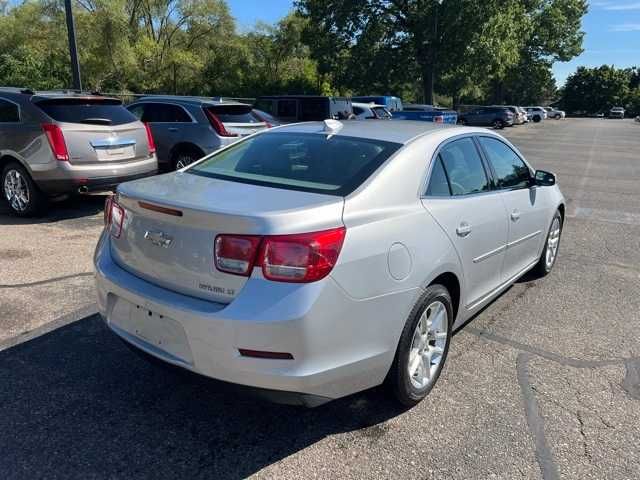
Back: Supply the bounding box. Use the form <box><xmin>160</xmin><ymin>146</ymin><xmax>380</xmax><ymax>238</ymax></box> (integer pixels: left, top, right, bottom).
<box><xmin>3</xmin><ymin>169</ymin><xmax>30</xmax><ymax>212</ymax></box>
<box><xmin>407</xmin><ymin>301</ymin><xmax>448</xmax><ymax>390</ymax></box>
<box><xmin>175</xmin><ymin>155</ymin><xmax>195</xmax><ymax>170</ymax></box>
<box><xmin>545</xmin><ymin>217</ymin><xmax>561</xmax><ymax>269</ymax></box>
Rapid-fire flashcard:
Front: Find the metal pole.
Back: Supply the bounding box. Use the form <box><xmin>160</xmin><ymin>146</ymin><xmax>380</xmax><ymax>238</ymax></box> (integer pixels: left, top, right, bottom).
<box><xmin>64</xmin><ymin>0</ymin><xmax>82</xmax><ymax>91</ymax></box>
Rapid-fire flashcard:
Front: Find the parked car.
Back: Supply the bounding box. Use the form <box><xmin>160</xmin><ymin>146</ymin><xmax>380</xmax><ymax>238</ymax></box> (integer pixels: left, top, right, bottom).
<box><xmin>523</xmin><ymin>106</ymin><xmax>547</xmax><ymax>123</ymax></box>
<box><xmin>127</xmin><ymin>97</ymin><xmax>269</xmax><ymax>171</ymax></box>
<box><xmin>352</xmin><ymin>95</ymin><xmax>403</xmax><ymax>112</ymax></box>
<box><xmin>518</xmin><ymin>106</ymin><xmax>529</xmax><ymax>123</ymax></box>
<box><xmin>609</xmin><ymin>107</ymin><xmax>625</xmax><ymax>119</ymax></box>
<box><xmin>544</xmin><ymin>107</ymin><xmax>565</xmax><ymax>119</ymax></box>
<box><xmin>492</xmin><ymin>105</ymin><xmax>526</xmax><ymax>125</ymax></box>
<box><xmin>254</xmin><ymin>96</ymin><xmax>353</xmax><ymax>123</ymax></box>
<box><xmin>457</xmin><ymin>106</ymin><xmax>514</xmax><ymax>129</ymax></box>
<box><xmin>392</xmin><ymin>104</ymin><xmax>458</xmax><ymax>124</ymax></box>
<box><xmin>96</xmin><ymin>119</ymin><xmax>564</xmax><ymax>407</ymax></box>
<box><xmin>0</xmin><ymin>88</ymin><xmax>157</xmax><ymax>216</ymax></box>
<box><xmin>352</xmin><ymin>102</ymin><xmax>392</xmax><ymax>119</ymax></box>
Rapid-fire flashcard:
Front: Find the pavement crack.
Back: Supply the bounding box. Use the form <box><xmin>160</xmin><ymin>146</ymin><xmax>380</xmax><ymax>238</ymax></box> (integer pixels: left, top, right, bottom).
<box><xmin>516</xmin><ymin>353</ymin><xmax>560</xmax><ymax>480</ymax></box>
<box><xmin>576</xmin><ymin>410</ymin><xmax>592</xmax><ymax>463</ymax></box>
<box><xmin>0</xmin><ymin>272</ymin><xmax>93</xmax><ymax>289</ymax></box>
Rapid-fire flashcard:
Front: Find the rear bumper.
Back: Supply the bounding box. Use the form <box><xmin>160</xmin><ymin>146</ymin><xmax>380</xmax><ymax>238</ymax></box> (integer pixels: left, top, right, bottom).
<box><xmin>94</xmin><ymin>233</ymin><xmax>408</xmax><ymax>403</ymax></box>
<box><xmin>39</xmin><ymin>170</ymin><xmax>158</xmax><ymax>194</ymax></box>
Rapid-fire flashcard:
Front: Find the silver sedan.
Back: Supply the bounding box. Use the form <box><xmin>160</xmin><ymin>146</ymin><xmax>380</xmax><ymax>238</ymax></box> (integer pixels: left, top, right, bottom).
<box><xmin>95</xmin><ymin>119</ymin><xmax>564</xmax><ymax>407</ymax></box>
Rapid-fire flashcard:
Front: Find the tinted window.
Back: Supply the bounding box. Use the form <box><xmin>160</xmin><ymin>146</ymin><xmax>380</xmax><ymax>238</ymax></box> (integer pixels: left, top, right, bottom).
<box><xmin>35</xmin><ymin>98</ymin><xmax>136</xmax><ymax>125</ymax></box>
<box><xmin>299</xmin><ymin>99</ymin><xmax>327</xmax><ymax>121</ymax></box>
<box><xmin>189</xmin><ymin>132</ymin><xmax>402</xmax><ymax>196</ymax></box>
<box><xmin>0</xmin><ymin>100</ymin><xmax>19</xmax><ymax>122</ymax></box>
<box><xmin>141</xmin><ymin>103</ymin><xmax>191</xmax><ymax>123</ymax></box>
<box><xmin>254</xmin><ymin>99</ymin><xmax>275</xmax><ymax>115</ymax></box>
<box><xmin>479</xmin><ymin>137</ymin><xmax>531</xmax><ymax>189</ymax></box>
<box><xmin>439</xmin><ymin>138</ymin><xmax>489</xmax><ymax>196</ymax></box>
<box><xmin>372</xmin><ymin>107</ymin><xmax>391</xmax><ymax>119</ymax></box>
<box><xmin>206</xmin><ymin>105</ymin><xmax>260</xmax><ymax>124</ymax></box>
<box><xmin>277</xmin><ymin>100</ymin><xmax>297</xmax><ymax>118</ymax></box>
<box><xmin>425</xmin><ymin>156</ymin><xmax>450</xmax><ymax>196</ymax></box>
<box><xmin>128</xmin><ymin>104</ymin><xmax>144</xmax><ymax>119</ymax></box>
<box><xmin>353</xmin><ymin>106</ymin><xmax>363</xmax><ymax>115</ymax></box>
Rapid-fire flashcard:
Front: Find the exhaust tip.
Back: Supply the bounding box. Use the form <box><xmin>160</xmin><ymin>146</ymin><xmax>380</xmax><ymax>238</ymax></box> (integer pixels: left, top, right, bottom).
<box><xmin>78</xmin><ymin>185</ymin><xmax>89</xmax><ymax>194</ymax></box>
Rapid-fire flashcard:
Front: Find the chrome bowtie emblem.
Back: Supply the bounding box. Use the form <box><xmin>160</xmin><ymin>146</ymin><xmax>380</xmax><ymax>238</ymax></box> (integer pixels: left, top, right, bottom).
<box><xmin>144</xmin><ymin>230</ymin><xmax>173</xmax><ymax>248</ymax></box>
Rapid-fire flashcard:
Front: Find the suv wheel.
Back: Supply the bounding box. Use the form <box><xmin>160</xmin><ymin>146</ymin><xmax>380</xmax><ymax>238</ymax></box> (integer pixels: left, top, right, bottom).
<box><xmin>1</xmin><ymin>163</ymin><xmax>45</xmax><ymax>217</ymax></box>
<box><xmin>387</xmin><ymin>284</ymin><xmax>453</xmax><ymax>407</ymax></box>
<box><xmin>533</xmin><ymin>115</ymin><xmax>542</xmax><ymax>123</ymax></box>
<box><xmin>171</xmin><ymin>148</ymin><xmax>203</xmax><ymax>171</ymax></box>
<box><xmin>493</xmin><ymin>119</ymin><xmax>504</xmax><ymax>129</ymax></box>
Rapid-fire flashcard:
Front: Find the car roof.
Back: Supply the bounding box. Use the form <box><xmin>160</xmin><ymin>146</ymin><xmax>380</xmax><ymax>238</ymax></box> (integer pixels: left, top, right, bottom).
<box><xmin>352</xmin><ymin>102</ymin><xmax>385</xmax><ymax>108</ymax></box>
<box><xmin>0</xmin><ymin>87</ymin><xmax>120</xmax><ymax>103</ymax></box>
<box><xmin>271</xmin><ymin>120</ymin><xmax>461</xmax><ymax>144</ymax></box>
<box><xmin>134</xmin><ymin>96</ymin><xmax>249</xmax><ymax>107</ymax></box>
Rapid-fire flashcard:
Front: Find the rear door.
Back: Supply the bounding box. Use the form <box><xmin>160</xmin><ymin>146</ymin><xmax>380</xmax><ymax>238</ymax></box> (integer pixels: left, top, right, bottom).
<box><xmin>421</xmin><ymin>136</ymin><xmax>508</xmax><ymax>308</ymax></box>
<box><xmin>139</xmin><ymin>102</ymin><xmax>194</xmax><ymax>164</ymax></box>
<box><xmin>477</xmin><ymin>136</ymin><xmax>549</xmax><ymax>282</ymax></box>
<box><xmin>34</xmin><ymin>97</ymin><xmax>150</xmax><ymax>165</ymax></box>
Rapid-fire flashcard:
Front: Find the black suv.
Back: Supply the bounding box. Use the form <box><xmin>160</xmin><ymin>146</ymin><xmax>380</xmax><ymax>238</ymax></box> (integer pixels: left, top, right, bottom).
<box><xmin>254</xmin><ymin>96</ymin><xmax>353</xmax><ymax>122</ymax></box>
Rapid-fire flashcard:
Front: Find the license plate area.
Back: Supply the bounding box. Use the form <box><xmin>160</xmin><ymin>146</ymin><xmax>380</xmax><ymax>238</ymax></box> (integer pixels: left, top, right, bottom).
<box><xmin>109</xmin><ymin>297</ymin><xmax>193</xmax><ymax>364</ymax></box>
<box><xmin>95</xmin><ymin>145</ymin><xmax>136</xmax><ymax>161</ymax></box>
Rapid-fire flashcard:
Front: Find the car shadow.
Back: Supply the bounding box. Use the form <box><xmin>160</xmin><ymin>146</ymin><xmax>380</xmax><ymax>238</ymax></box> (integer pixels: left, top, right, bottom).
<box><xmin>0</xmin><ymin>315</ymin><xmax>405</xmax><ymax>479</ymax></box>
<box><xmin>0</xmin><ymin>194</ymin><xmax>107</xmax><ymax>225</ymax></box>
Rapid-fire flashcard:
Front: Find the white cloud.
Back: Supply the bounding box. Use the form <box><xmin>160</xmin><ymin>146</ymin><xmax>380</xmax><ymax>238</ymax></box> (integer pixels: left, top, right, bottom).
<box><xmin>592</xmin><ymin>1</ymin><xmax>640</xmax><ymax>9</ymax></box>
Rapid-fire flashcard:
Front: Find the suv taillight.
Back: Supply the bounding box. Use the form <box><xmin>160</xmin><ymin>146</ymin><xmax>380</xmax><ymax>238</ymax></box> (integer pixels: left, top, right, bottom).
<box><xmin>204</xmin><ymin>109</ymin><xmax>238</xmax><ymax>137</ymax></box>
<box><xmin>42</xmin><ymin>123</ymin><xmax>69</xmax><ymax>161</ymax></box>
<box><xmin>104</xmin><ymin>196</ymin><xmax>125</xmax><ymax>238</ymax></box>
<box><xmin>144</xmin><ymin>123</ymin><xmax>156</xmax><ymax>154</ymax></box>
<box><xmin>214</xmin><ymin>227</ymin><xmax>346</xmax><ymax>283</ymax></box>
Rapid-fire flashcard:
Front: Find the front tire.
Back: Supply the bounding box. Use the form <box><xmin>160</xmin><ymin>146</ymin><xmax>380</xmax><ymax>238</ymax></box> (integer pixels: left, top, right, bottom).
<box><xmin>493</xmin><ymin>119</ymin><xmax>504</xmax><ymax>129</ymax></box>
<box><xmin>1</xmin><ymin>162</ymin><xmax>46</xmax><ymax>217</ymax></box>
<box><xmin>387</xmin><ymin>284</ymin><xmax>453</xmax><ymax>407</ymax></box>
<box><xmin>533</xmin><ymin>115</ymin><xmax>542</xmax><ymax>123</ymax></box>
<box><xmin>533</xmin><ymin>210</ymin><xmax>563</xmax><ymax>277</ymax></box>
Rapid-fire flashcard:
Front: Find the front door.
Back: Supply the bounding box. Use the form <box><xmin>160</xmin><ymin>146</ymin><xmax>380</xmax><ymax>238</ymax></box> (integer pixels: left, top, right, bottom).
<box><xmin>422</xmin><ymin>137</ymin><xmax>509</xmax><ymax>308</ymax></box>
<box><xmin>477</xmin><ymin>136</ymin><xmax>549</xmax><ymax>281</ymax></box>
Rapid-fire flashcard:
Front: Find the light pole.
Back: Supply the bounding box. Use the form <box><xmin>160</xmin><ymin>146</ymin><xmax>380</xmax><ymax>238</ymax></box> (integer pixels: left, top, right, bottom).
<box><xmin>428</xmin><ymin>0</ymin><xmax>444</xmax><ymax>105</ymax></box>
<box><xmin>64</xmin><ymin>0</ymin><xmax>82</xmax><ymax>91</ymax></box>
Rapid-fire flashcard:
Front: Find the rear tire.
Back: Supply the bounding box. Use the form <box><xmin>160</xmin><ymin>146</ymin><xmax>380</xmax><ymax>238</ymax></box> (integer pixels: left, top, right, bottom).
<box><xmin>532</xmin><ymin>210</ymin><xmax>563</xmax><ymax>277</ymax></box>
<box><xmin>387</xmin><ymin>284</ymin><xmax>453</xmax><ymax>407</ymax></box>
<box><xmin>533</xmin><ymin>115</ymin><xmax>542</xmax><ymax>123</ymax></box>
<box><xmin>171</xmin><ymin>147</ymin><xmax>203</xmax><ymax>171</ymax></box>
<box><xmin>493</xmin><ymin>119</ymin><xmax>504</xmax><ymax>129</ymax></box>
<box><xmin>1</xmin><ymin>162</ymin><xmax>46</xmax><ymax>217</ymax></box>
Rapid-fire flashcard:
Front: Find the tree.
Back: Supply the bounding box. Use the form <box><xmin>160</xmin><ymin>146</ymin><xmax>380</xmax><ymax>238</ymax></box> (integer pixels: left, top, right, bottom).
<box><xmin>561</xmin><ymin>65</ymin><xmax>631</xmax><ymax>114</ymax></box>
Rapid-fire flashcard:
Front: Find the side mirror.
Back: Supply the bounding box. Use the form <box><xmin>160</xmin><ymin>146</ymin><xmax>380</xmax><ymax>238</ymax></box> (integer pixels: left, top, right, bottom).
<box><xmin>534</xmin><ymin>170</ymin><xmax>556</xmax><ymax>186</ymax></box>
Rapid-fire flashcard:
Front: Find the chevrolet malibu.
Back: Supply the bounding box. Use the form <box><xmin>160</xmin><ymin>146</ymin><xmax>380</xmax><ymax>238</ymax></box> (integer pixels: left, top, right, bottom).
<box><xmin>95</xmin><ymin>120</ymin><xmax>565</xmax><ymax>407</ymax></box>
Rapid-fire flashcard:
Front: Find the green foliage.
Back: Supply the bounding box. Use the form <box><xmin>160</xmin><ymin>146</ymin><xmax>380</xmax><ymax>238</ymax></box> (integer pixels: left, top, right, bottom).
<box><xmin>560</xmin><ymin>65</ymin><xmax>637</xmax><ymax>114</ymax></box>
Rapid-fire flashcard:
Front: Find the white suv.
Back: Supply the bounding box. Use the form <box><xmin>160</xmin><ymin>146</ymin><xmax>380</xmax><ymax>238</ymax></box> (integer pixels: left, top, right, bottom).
<box><xmin>524</xmin><ymin>107</ymin><xmax>547</xmax><ymax>123</ymax></box>
<box><xmin>544</xmin><ymin>107</ymin><xmax>565</xmax><ymax>119</ymax></box>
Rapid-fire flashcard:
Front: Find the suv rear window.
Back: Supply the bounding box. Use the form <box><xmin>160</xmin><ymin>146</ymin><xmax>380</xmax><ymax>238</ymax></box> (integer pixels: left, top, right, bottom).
<box><xmin>206</xmin><ymin>105</ymin><xmax>261</xmax><ymax>124</ymax></box>
<box><xmin>35</xmin><ymin>98</ymin><xmax>137</xmax><ymax>126</ymax></box>
<box><xmin>188</xmin><ymin>132</ymin><xmax>402</xmax><ymax>196</ymax></box>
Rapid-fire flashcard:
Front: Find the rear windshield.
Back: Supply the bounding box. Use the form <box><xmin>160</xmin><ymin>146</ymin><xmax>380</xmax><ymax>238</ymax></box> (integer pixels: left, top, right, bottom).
<box><xmin>206</xmin><ymin>105</ymin><xmax>262</xmax><ymax>124</ymax></box>
<box><xmin>34</xmin><ymin>98</ymin><xmax>137</xmax><ymax>126</ymax></box>
<box><xmin>188</xmin><ymin>132</ymin><xmax>402</xmax><ymax>196</ymax></box>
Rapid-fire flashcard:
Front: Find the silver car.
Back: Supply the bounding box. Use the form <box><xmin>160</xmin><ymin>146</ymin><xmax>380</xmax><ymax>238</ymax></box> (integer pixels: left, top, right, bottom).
<box><xmin>0</xmin><ymin>88</ymin><xmax>158</xmax><ymax>216</ymax></box>
<box><xmin>95</xmin><ymin>120</ymin><xmax>565</xmax><ymax>407</ymax></box>
<box><xmin>127</xmin><ymin>97</ymin><xmax>270</xmax><ymax>171</ymax></box>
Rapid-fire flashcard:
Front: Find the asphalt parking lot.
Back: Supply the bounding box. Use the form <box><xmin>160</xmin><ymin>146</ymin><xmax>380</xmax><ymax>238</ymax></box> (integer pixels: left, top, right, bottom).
<box><xmin>1</xmin><ymin>118</ymin><xmax>639</xmax><ymax>479</ymax></box>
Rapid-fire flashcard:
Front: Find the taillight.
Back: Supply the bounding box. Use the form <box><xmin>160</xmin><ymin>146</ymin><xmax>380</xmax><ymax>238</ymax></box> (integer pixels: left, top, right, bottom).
<box><xmin>144</xmin><ymin>123</ymin><xmax>156</xmax><ymax>154</ymax></box>
<box><xmin>213</xmin><ymin>227</ymin><xmax>346</xmax><ymax>283</ymax></box>
<box><xmin>42</xmin><ymin>123</ymin><xmax>69</xmax><ymax>161</ymax></box>
<box><xmin>214</xmin><ymin>235</ymin><xmax>262</xmax><ymax>276</ymax></box>
<box><xmin>204</xmin><ymin>109</ymin><xmax>238</xmax><ymax>137</ymax></box>
<box><xmin>108</xmin><ymin>199</ymin><xmax>125</xmax><ymax>238</ymax></box>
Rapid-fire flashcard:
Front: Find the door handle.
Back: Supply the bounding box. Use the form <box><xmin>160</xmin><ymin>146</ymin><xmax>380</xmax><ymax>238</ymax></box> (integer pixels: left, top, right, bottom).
<box><xmin>510</xmin><ymin>210</ymin><xmax>521</xmax><ymax>222</ymax></box>
<box><xmin>456</xmin><ymin>222</ymin><xmax>472</xmax><ymax>237</ymax></box>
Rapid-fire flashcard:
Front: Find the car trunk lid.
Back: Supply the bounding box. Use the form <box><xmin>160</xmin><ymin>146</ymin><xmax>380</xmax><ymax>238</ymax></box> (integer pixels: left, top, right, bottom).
<box><xmin>110</xmin><ymin>172</ymin><xmax>344</xmax><ymax>303</ymax></box>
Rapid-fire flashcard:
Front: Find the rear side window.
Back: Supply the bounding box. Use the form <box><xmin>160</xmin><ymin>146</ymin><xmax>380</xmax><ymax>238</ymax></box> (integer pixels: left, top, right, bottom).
<box><xmin>300</xmin><ymin>99</ymin><xmax>327</xmax><ymax>121</ymax></box>
<box><xmin>188</xmin><ymin>132</ymin><xmax>402</xmax><ymax>196</ymax></box>
<box><xmin>254</xmin><ymin>99</ymin><xmax>275</xmax><ymax>115</ymax></box>
<box><xmin>35</xmin><ymin>98</ymin><xmax>137</xmax><ymax>126</ymax></box>
<box><xmin>0</xmin><ymin>100</ymin><xmax>19</xmax><ymax>122</ymax></box>
<box><xmin>425</xmin><ymin>157</ymin><xmax>451</xmax><ymax>196</ymax></box>
<box><xmin>206</xmin><ymin>105</ymin><xmax>260</xmax><ymax>124</ymax></box>
<box><xmin>438</xmin><ymin>138</ymin><xmax>490</xmax><ymax>196</ymax></box>
<box><xmin>372</xmin><ymin>107</ymin><xmax>391</xmax><ymax>119</ymax></box>
<box><xmin>140</xmin><ymin>103</ymin><xmax>191</xmax><ymax>123</ymax></box>
<box><xmin>478</xmin><ymin>137</ymin><xmax>531</xmax><ymax>189</ymax></box>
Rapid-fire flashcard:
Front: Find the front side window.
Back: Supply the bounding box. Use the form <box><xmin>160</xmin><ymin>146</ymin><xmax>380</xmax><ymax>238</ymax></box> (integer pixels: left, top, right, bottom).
<box><xmin>438</xmin><ymin>138</ymin><xmax>490</xmax><ymax>196</ymax></box>
<box><xmin>479</xmin><ymin>137</ymin><xmax>531</xmax><ymax>189</ymax></box>
<box><xmin>0</xmin><ymin>99</ymin><xmax>19</xmax><ymax>122</ymax></box>
<box><xmin>141</xmin><ymin>103</ymin><xmax>191</xmax><ymax>123</ymax></box>
<box><xmin>188</xmin><ymin>132</ymin><xmax>401</xmax><ymax>196</ymax></box>
<box><xmin>277</xmin><ymin>100</ymin><xmax>297</xmax><ymax>118</ymax></box>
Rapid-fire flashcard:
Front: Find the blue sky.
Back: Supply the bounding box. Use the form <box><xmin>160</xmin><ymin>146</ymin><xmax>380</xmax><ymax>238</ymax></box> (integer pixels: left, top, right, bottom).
<box><xmin>227</xmin><ymin>0</ymin><xmax>640</xmax><ymax>86</ymax></box>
